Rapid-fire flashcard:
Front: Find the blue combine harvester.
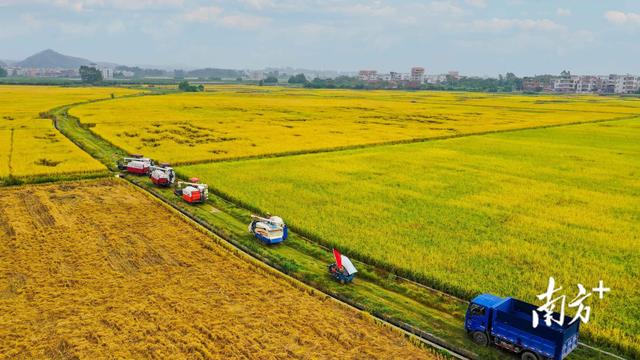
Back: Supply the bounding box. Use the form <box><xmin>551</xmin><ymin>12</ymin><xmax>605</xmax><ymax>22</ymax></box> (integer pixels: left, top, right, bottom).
<box><xmin>248</xmin><ymin>214</ymin><xmax>288</xmax><ymax>245</ymax></box>
<box><xmin>466</xmin><ymin>294</ymin><xmax>579</xmax><ymax>360</ymax></box>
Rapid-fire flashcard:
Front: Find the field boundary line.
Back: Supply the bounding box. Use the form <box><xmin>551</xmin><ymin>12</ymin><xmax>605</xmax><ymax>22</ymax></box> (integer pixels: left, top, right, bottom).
<box><xmin>578</xmin><ymin>342</ymin><xmax>627</xmax><ymax>360</ymax></box>
<box><xmin>171</xmin><ymin>114</ymin><xmax>640</xmax><ymax>166</ymax></box>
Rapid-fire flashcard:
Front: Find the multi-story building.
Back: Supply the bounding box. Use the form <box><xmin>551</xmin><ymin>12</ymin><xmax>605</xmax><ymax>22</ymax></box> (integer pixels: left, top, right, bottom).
<box><xmin>553</xmin><ymin>71</ymin><xmax>578</xmax><ymax>92</ymax></box>
<box><xmin>576</xmin><ymin>76</ymin><xmax>600</xmax><ymax>93</ymax></box>
<box><xmin>358</xmin><ymin>70</ymin><xmax>378</xmax><ymax>82</ymax></box>
<box><xmin>100</xmin><ymin>67</ymin><xmax>113</xmax><ymax>80</ymax></box>
<box><xmin>615</xmin><ymin>75</ymin><xmax>638</xmax><ymax>94</ymax></box>
<box><xmin>410</xmin><ymin>67</ymin><xmax>425</xmax><ymax>83</ymax></box>
<box><xmin>389</xmin><ymin>71</ymin><xmax>402</xmax><ymax>82</ymax></box>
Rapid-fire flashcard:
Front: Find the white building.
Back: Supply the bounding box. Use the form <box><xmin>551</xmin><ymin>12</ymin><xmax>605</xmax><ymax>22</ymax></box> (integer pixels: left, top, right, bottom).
<box><xmin>411</xmin><ymin>67</ymin><xmax>425</xmax><ymax>83</ymax></box>
<box><xmin>553</xmin><ymin>71</ymin><xmax>578</xmax><ymax>93</ymax></box>
<box><xmin>615</xmin><ymin>75</ymin><xmax>638</xmax><ymax>94</ymax></box>
<box><xmin>100</xmin><ymin>67</ymin><xmax>113</xmax><ymax>80</ymax></box>
<box><xmin>358</xmin><ymin>70</ymin><xmax>378</xmax><ymax>81</ymax></box>
<box><xmin>576</xmin><ymin>76</ymin><xmax>599</xmax><ymax>93</ymax></box>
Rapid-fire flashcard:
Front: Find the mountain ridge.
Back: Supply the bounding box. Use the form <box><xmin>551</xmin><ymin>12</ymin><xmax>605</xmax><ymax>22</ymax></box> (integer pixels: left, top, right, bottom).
<box><xmin>17</xmin><ymin>49</ymin><xmax>92</xmax><ymax>69</ymax></box>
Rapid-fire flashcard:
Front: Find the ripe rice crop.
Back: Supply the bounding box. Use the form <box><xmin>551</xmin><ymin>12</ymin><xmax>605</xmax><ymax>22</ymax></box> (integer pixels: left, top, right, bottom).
<box><xmin>0</xmin><ymin>85</ymin><xmax>139</xmax><ymax>178</ymax></box>
<box><xmin>181</xmin><ymin>118</ymin><xmax>640</xmax><ymax>355</ymax></box>
<box><xmin>0</xmin><ymin>179</ymin><xmax>434</xmax><ymax>359</ymax></box>
<box><xmin>68</xmin><ymin>86</ymin><xmax>638</xmax><ymax>164</ymax></box>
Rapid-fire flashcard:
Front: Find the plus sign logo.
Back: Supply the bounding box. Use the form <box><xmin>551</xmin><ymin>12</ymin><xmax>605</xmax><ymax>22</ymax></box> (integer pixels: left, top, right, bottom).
<box><xmin>592</xmin><ymin>280</ymin><xmax>610</xmax><ymax>299</ymax></box>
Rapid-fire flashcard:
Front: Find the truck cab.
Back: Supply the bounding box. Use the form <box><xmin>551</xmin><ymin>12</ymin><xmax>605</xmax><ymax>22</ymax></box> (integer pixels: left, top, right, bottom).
<box><xmin>465</xmin><ymin>293</ymin><xmax>500</xmax><ymax>344</ymax></box>
<box><xmin>465</xmin><ymin>294</ymin><xmax>579</xmax><ymax>360</ymax></box>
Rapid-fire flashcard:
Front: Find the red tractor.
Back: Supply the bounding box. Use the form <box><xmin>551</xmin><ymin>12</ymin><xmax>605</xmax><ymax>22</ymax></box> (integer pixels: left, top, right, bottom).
<box><xmin>117</xmin><ymin>154</ymin><xmax>154</xmax><ymax>175</ymax></box>
<box><xmin>149</xmin><ymin>164</ymin><xmax>176</xmax><ymax>187</ymax></box>
<box><xmin>174</xmin><ymin>178</ymin><xmax>208</xmax><ymax>204</ymax></box>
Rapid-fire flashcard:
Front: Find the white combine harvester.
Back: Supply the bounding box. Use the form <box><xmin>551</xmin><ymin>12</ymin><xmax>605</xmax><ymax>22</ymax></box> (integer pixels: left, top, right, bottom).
<box><xmin>174</xmin><ymin>178</ymin><xmax>208</xmax><ymax>204</ymax></box>
<box><xmin>117</xmin><ymin>154</ymin><xmax>154</xmax><ymax>175</ymax></box>
<box><xmin>149</xmin><ymin>164</ymin><xmax>175</xmax><ymax>187</ymax></box>
<box><xmin>328</xmin><ymin>248</ymin><xmax>357</xmax><ymax>283</ymax></box>
<box><xmin>248</xmin><ymin>214</ymin><xmax>288</xmax><ymax>245</ymax></box>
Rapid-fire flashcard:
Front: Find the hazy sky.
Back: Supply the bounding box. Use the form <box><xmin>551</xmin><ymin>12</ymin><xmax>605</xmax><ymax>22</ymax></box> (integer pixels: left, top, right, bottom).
<box><xmin>1</xmin><ymin>0</ymin><xmax>639</xmax><ymax>75</ymax></box>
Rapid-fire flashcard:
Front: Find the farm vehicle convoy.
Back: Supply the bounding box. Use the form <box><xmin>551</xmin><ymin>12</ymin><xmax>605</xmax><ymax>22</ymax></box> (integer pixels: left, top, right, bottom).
<box><xmin>115</xmin><ymin>154</ymin><xmax>595</xmax><ymax>360</ymax></box>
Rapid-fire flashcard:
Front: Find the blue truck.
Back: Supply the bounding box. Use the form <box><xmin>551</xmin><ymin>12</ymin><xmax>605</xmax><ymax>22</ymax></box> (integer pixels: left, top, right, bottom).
<box><xmin>465</xmin><ymin>294</ymin><xmax>580</xmax><ymax>360</ymax></box>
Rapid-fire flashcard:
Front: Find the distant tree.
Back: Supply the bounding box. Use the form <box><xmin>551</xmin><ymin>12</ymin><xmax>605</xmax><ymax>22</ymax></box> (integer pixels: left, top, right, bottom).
<box><xmin>236</xmin><ymin>77</ymin><xmax>243</xmax><ymax>82</ymax></box>
<box><xmin>288</xmin><ymin>73</ymin><xmax>308</xmax><ymax>84</ymax></box>
<box><xmin>0</xmin><ymin>67</ymin><xmax>7</xmax><ymax>78</ymax></box>
<box><xmin>178</xmin><ymin>80</ymin><xmax>203</xmax><ymax>92</ymax></box>
<box><xmin>263</xmin><ymin>76</ymin><xmax>278</xmax><ymax>84</ymax></box>
<box><xmin>79</xmin><ymin>66</ymin><xmax>103</xmax><ymax>84</ymax></box>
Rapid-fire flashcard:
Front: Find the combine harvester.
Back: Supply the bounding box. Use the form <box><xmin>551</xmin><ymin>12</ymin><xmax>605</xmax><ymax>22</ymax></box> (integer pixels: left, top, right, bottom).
<box><xmin>174</xmin><ymin>178</ymin><xmax>208</xmax><ymax>204</ymax></box>
<box><xmin>149</xmin><ymin>164</ymin><xmax>175</xmax><ymax>187</ymax></box>
<box><xmin>117</xmin><ymin>154</ymin><xmax>154</xmax><ymax>175</ymax></box>
<box><xmin>466</xmin><ymin>294</ymin><xmax>580</xmax><ymax>360</ymax></box>
<box><xmin>248</xmin><ymin>215</ymin><xmax>288</xmax><ymax>245</ymax></box>
<box><xmin>328</xmin><ymin>248</ymin><xmax>357</xmax><ymax>284</ymax></box>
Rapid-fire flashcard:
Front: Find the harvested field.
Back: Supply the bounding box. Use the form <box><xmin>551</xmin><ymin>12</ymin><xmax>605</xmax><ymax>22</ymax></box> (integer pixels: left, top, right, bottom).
<box><xmin>0</xmin><ymin>179</ymin><xmax>434</xmax><ymax>359</ymax></box>
<box><xmin>69</xmin><ymin>86</ymin><xmax>639</xmax><ymax>164</ymax></box>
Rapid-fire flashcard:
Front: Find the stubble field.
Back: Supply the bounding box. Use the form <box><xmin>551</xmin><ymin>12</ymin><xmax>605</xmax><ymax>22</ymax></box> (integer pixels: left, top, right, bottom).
<box><xmin>0</xmin><ymin>179</ymin><xmax>433</xmax><ymax>359</ymax></box>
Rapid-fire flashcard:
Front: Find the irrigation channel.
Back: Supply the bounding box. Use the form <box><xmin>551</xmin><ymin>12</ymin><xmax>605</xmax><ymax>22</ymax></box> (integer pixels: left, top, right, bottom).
<box><xmin>49</xmin><ymin>95</ymin><xmax>630</xmax><ymax>360</ymax></box>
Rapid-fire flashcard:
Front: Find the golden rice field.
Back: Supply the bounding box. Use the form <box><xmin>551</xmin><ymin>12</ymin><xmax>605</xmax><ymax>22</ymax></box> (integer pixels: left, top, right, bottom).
<box><xmin>69</xmin><ymin>86</ymin><xmax>640</xmax><ymax>164</ymax></box>
<box><xmin>0</xmin><ymin>85</ymin><xmax>139</xmax><ymax>178</ymax></box>
<box><xmin>0</xmin><ymin>179</ymin><xmax>435</xmax><ymax>359</ymax></box>
<box><xmin>181</xmin><ymin>118</ymin><xmax>640</xmax><ymax>355</ymax></box>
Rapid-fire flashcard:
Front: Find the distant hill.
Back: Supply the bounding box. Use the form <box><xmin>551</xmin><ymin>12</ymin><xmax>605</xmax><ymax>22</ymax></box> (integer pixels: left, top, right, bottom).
<box><xmin>17</xmin><ymin>49</ymin><xmax>92</xmax><ymax>69</ymax></box>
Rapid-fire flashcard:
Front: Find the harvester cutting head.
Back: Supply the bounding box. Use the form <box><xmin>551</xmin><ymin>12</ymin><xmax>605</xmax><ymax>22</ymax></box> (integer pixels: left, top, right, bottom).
<box><xmin>248</xmin><ymin>214</ymin><xmax>288</xmax><ymax>245</ymax></box>
<box><xmin>149</xmin><ymin>164</ymin><xmax>175</xmax><ymax>187</ymax></box>
<box><xmin>174</xmin><ymin>178</ymin><xmax>208</xmax><ymax>204</ymax></box>
<box><xmin>328</xmin><ymin>248</ymin><xmax>357</xmax><ymax>284</ymax></box>
<box><xmin>117</xmin><ymin>154</ymin><xmax>154</xmax><ymax>175</ymax></box>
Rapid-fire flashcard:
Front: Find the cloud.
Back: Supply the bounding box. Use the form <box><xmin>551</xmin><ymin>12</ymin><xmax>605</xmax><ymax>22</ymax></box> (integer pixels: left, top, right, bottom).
<box><xmin>181</xmin><ymin>6</ymin><xmax>271</xmax><ymax>30</ymax></box>
<box><xmin>238</xmin><ymin>0</ymin><xmax>274</xmax><ymax>10</ymax></box>
<box><xmin>182</xmin><ymin>6</ymin><xmax>223</xmax><ymax>23</ymax></box>
<box><xmin>424</xmin><ymin>1</ymin><xmax>463</xmax><ymax>16</ymax></box>
<box><xmin>219</xmin><ymin>14</ymin><xmax>271</xmax><ymax>29</ymax></box>
<box><xmin>335</xmin><ymin>3</ymin><xmax>397</xmax><ymax>17</ymax></box>
<box><xmin>471</xmin><ymin>18</ymin><xmax>564</xmax><ymax>32</ymax></box>
<box><xmin>51</xmin><ymin>0</ymin><xmax>185</xmax><ymax>11</ymax></box>
<box><xmin>604</xmin><ymin>10</ymin><xmax>640</xmax><ymax>26</ymax></box>
<box><xmin>465</xmin><ymin>0</ymin><xmax>486</xmax><ymax>8</ymax></box>
<box><xmin>556</xmin><ymin>8</ymin><xmax>571</xmax><ymax>17</ymax></box>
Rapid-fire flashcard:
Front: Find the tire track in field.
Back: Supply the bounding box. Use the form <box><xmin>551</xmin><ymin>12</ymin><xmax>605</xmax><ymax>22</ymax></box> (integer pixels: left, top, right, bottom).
<box><xmin>0</xmin><ymin>201</ymin><xmax>16</xmax><ymax>238</ymax></box>
<box><xmin>18</xmin><ymin>192</ymin><xmax>56</xmax><ymax>228</ymax></box>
